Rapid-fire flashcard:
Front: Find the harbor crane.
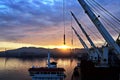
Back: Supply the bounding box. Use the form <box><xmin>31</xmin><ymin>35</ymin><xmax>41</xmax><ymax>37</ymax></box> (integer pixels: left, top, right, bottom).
<box><xmin>71</xmin><ymin>12</ymin><xmax>104</xmax><ymax>63</ymax></box>
<box><xmin>72</xmin><ymin>27</ymin><xmax>90</xmax><ymax>54</ymax></box>
<box><xmin>77</xmin><ymin>0</ymin><xmax>120</xmax><ymax>59</ymax></box>
<box><xmin>71</xmin><ymin>11</ymin><xmax>109</xmax><ymax>66</ymax></box>
<box><xmin>72</xmin><ymin>26</ymin><xmax>99</xmax><ymax>61</ymax></box>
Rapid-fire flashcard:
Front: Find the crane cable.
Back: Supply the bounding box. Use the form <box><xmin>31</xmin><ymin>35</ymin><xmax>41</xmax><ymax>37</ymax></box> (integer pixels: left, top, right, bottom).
<box><xmin>82</xmin><ymin>21</ymin><xmax>105</xmax><ymax>46</ymax></box>
<box><xmin>63</xmin><ymin>0</ymin><xmax>66</xmax><ymax>45</ymax></box>
<box><xmin>85</xmin><ymin>0</ymin><xmax>107</xmax><ymax>46</ymax></box>
<box><xmin>91</xmin><ymin>0</ymin><xmax>120</xmax><ymax>40</ymax></box>
<box><xmin>92</xmin><ymin>0</ymin><xmax>120</xmax><ymax>24</ymax></box>
<box><xmin>86</xmin><ymin>0</ymin><xmax>120</xmax><ymax>34</ymax></box>
<box><xmin>86</xmin><ymin>0</ymin><xmax>120</xmax><ymax>33</ymax></box>
<box><xmin>71</xmin><ymin>16</ymin><xmax>73</xmax><ymax>46</ymax></box>
<box><xmin>92</xmin><ymin>0</ymin><xmax>120</xmax><ymax>32</ymax></box>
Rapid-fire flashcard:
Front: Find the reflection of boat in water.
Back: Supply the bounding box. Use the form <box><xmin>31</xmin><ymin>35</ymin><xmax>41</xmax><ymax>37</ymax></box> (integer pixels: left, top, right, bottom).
<box><xmin>28</xmin><ymin>52</ymin><xmax>66</xmax><ymax>80</ymax></box>
<box><xmin>71</xmin><ymin>0</ymin><xmax>120</xmax><ymax>80</ymax></box>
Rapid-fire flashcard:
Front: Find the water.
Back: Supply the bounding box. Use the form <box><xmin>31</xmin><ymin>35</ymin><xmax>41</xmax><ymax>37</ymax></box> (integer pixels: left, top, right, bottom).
<box><xmin>0</xmin><ymin>58</ymin><xmax>78</xmax><ymax>80</ymax></box>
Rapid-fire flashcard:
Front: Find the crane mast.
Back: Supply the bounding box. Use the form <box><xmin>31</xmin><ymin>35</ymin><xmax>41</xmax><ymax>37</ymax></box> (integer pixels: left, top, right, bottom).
<box><xmin>72</xmin><ymin>26</ymin><xmax>90</xmax><ymax>54</ymax></box>
<box><xmin>71</xmin><ymin>11</ymin><xmax>102</xmax><ymax>58</ymax></box>
<box><xmin>77</xmin><ymin>0</ymin><xmax>120</xmax><ymax>58</ymax></box>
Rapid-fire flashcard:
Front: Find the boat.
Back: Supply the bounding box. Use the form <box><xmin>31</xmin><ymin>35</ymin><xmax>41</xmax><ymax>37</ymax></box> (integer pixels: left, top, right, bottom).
<box><xmin>28</xmin><ymin>52</ymin><xmax>66</xmax><ymax>80</ymax></box>
<box><xmin>71</xmin><ymin>0</ymin><xmax>120</xmax><ymax>80</ymax></box>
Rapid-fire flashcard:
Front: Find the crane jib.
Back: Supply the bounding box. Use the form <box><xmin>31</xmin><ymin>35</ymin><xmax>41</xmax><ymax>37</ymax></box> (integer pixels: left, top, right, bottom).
<box><xmin>77</xmin><ymin>0</ymin><xmax>120</xmax><ymax>56</ymax></box>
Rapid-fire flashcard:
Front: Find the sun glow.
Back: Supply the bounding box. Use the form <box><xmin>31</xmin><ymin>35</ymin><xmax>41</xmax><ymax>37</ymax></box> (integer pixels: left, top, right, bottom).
<box><xmin>0</xmin><ymin>41</ymin><xmax>76</xmax><ymax>52</ymax></box>
<box><xmin>56</xmin><ymin>45</ymin><xmax>70</xmax><ymax>50</ymax></box>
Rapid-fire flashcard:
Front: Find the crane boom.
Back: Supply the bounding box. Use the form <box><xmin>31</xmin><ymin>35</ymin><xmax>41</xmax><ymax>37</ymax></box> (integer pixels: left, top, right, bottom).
<box><xmin>77</xmin><ymin>0</ymin><xmax>120</xmax><ymax>57</ymax></box>
<box><xmin>71</xmin><ymin>11</ymin><xmax>102</xmax><ymax>58</ymax></box>
<box><xmin>71</xmin><ymin>12</ymin><xmax>95</xmax><ymax>48</ymax></box>
<box><xmin>72</xmin><ymin>26</ymin><xmax>90</xmax><ymax>54</ymax></box>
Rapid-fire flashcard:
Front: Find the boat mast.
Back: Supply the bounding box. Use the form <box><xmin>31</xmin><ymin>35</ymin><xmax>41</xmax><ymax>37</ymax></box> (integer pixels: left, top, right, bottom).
<box><xmin>77</xmin><ymin>0</ymin><xmax>120</xmax><ymax>58</ymax></box>
<box><xmin>47</xmin><ymin>51</ymin><xmax>50</xmax><ymax>68</ymax></box>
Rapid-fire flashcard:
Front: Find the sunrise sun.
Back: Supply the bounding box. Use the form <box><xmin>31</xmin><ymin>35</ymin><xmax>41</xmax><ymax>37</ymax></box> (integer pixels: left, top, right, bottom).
<box><xmin>57</xmin><ymin>45</ymin><xmax>70</xmax><ymax>50</ymax></box>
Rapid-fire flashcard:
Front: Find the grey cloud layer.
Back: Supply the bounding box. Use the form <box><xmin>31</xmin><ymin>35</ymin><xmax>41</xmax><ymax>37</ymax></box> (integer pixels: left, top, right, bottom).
<box><xmin>0</xmin><ymin>0</ymin><xmax>119</xmax><ymax>43</ymax></box>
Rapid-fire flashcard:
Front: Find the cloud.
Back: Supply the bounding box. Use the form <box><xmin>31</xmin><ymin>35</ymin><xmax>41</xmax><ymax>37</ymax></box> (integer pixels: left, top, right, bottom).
<box><xmin>0</xmin><ymin>0</ymin><xmax>119</xmax><ymax>48</ymax></box>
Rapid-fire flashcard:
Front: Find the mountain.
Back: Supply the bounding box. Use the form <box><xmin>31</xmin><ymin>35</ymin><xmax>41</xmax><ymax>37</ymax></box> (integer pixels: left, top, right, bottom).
<box><xmin>0</xmin><ymin>47</ymin><xmax>86</xmax><ymax>58</ymax></box>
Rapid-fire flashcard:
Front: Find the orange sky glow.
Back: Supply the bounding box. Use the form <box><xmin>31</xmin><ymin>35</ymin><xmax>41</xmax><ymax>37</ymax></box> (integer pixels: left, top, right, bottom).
<box><xmin>0</xmin><ymin>0</ymin><xmax>119</xmax><ymax>51</ymax></box>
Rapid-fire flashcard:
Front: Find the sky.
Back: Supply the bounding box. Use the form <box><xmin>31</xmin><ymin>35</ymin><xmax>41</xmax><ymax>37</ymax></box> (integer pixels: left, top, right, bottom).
<box><xmin>0</xmin><ymin>0</ymin><xmax>119</xmax><ymax>51</ymax></box>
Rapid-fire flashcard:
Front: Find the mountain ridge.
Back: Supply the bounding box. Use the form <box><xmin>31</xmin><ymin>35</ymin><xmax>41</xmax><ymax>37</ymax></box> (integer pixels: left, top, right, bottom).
<box><xmin>0</xmin><ymin>47</ymin><xmax>86</xmax><ymax>58</ymax></box>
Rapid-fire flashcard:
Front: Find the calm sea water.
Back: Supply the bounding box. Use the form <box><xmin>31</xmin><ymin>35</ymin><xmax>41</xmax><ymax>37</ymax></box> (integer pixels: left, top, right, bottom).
<box><xmin>0</xmin><ymin>58</ymin><xmax>78</xmax><ymax>80</ymax></box>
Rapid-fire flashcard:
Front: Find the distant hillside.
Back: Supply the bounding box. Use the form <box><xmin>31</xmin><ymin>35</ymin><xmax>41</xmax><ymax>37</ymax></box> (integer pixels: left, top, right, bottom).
<box><xmin>0</xmin><ymin>47</ymin><xmax>86</xmax><ymax>58</ymax></box>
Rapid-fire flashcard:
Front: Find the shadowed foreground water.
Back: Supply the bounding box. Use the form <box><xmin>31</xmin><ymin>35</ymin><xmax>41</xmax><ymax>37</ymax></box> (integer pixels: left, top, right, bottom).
<box><xmin>0</xmin><ymin>58</ymin><xmax>78</xmax><ymax>80</ymax></box>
